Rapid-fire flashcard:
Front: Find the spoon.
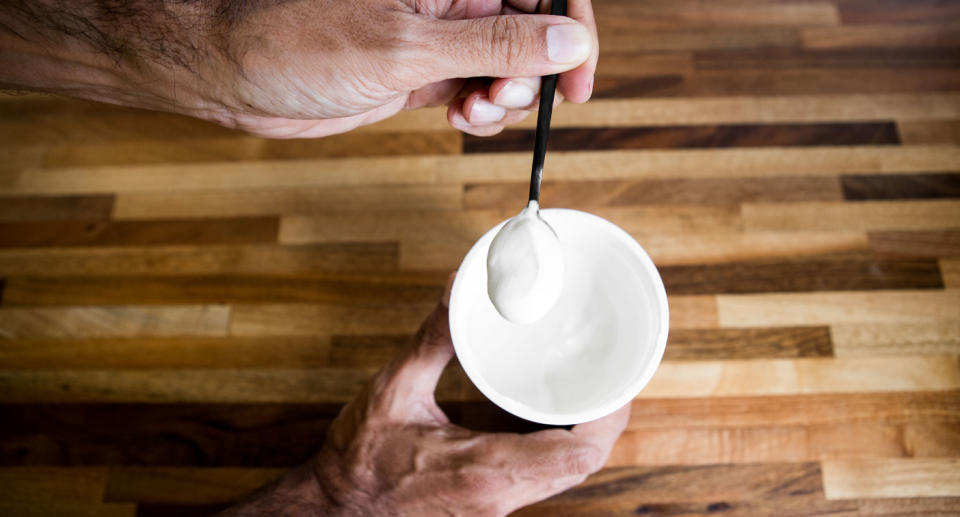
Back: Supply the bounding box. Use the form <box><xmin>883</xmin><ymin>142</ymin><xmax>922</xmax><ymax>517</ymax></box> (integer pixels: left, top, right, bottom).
<box><xmin>485</xmin><ymin>0</ymin><xmax>567</xmax><ymax>324</ymax></box>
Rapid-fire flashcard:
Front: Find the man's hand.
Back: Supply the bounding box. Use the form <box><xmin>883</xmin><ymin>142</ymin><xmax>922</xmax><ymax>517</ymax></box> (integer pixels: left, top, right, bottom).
<box><xmin>221</xmin><ymin>278</ymin><xmax>629</xmax><ymax>517</ymax></box>
<box><xmin>0</xmin><ymin>0</ymin><xmax>598</xmax><ymax>138</ymax></box>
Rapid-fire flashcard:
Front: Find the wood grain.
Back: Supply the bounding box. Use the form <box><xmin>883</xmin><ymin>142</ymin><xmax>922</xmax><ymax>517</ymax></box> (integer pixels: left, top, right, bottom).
<box><xmin>716</xmin><ymin>290</ymin><xmax>960</xmax><ymax>327</ymax></box>
<box><xmin>943</xmin><ymin>258</ymin><xmax>960</xmax><ymax>289</ymax></box>
<box><xmin>869</xmin><ymin>230</ymin><xmax>960</xmax><ymax>258</ymax></box>
<box><xmin>228</xmin><ymin>302</ymin><xmax>435</xmax><ymax>336</ymax></box>
<box><xmin>462</xmin><ymin>123</ymin><xmax>900</xmax><ymax>153</ymax></box>
<box><xmin>0</xmin><ymin>217</ymin><xmax>279</xmax><ymax>248</ymax></box>
<box><xmin>664</xmin><ymin>327</ymin><xmax>833</xmax><ymax>360</ymax></box>
<box><xmin>0</xmin><ymin>305</ymin><xmax>229</xmax><ymax>339</ymax></box>
<box><xmin>104</xmin><ymin>467</ymin><xmax>283</xmax><ymax>504</ymax></box>
<box><xmin>831</xmin><ymin>322</ymin><xmax>960</xmax><ymax>357</ymax></box>
<box><xmin>841</xmin><ymin>173</ymin><xmax>960</xmax><ymax>200</ymax></box>
<box><xmin>0</xmin><ymin>243</ymin><xmax>398</xmax><ymax>276</ymax></box>
<box><xmin>742</xmin><ymin>200</ymin><xmax>960</xmax><ymax>232</ymax></box>
<box><xmin>0</xmin><ymin>194</ymin><xmax>113</xmax><ymax>222</ymax></box>
<box><xmin>897</xmin><ymin>120</ymin><xmax>960</xmax><ymax>144</ymax></box>
<box><xmin>802</xmin><ymin>22</ymin><xmax>960</xmax><ymax>49</ymax></box>
<box><xmin>0</xmin><ymin>467</ymin><xmax>108</xmax><ymax>503</ymax></box>
<box><xmin>822</xmin><ymin>458</ymin><xmax>960</xmax><ymax>499</ymax></box>
<box><xmin>464</xmin><ymin>176</ymin><xmax>843</xmax><ymax>210</ymax></box>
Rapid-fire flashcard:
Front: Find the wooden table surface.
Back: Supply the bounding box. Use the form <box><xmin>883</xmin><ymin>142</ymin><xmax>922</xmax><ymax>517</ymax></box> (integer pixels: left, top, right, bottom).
<box><xmin>2</xmin><ymin>0</ymin><xmax>960</xmax><ymax>515</ymax></box>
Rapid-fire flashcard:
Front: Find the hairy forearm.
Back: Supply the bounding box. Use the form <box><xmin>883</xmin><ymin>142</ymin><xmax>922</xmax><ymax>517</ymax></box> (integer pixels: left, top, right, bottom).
<box><xmin>0</xmin><ymin>0</ymin><xmax>238</xmax><ymax>115</ymax></box>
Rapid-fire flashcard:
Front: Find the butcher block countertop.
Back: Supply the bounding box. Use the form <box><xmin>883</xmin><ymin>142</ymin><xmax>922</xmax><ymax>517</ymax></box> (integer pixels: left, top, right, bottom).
<box><xmin>1</xmin><ymin>0</ymin><xmax>959</xmax><ymax>515</ymax></box>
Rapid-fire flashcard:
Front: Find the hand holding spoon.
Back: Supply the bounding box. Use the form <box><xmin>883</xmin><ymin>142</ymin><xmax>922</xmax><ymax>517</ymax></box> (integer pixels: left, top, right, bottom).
<box><xmin>486</xmin><ymin>0</ymin><xmax>567</xmax><ymax>324</ymax></box>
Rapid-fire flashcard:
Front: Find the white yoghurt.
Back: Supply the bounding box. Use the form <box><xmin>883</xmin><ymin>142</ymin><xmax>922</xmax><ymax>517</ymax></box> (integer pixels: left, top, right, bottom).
<box><xmin>486</xmin><ymin>200</ymin><xmax>564</xmax><ymax>324</ymax></box>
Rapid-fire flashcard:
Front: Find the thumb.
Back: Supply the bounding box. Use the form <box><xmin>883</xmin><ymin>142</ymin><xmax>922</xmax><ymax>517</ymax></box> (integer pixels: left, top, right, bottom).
<box><xmin>417</xmin><ymin>15</ymin><xmax>593</xmax><ymax>82</ymax></box>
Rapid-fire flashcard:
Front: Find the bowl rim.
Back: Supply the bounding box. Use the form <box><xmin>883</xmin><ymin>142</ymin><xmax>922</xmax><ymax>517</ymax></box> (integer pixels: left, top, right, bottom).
<box><xmin>449</xmin><ymin>208</ymin><xmax>670</xmax><ymax>425</ymax></box>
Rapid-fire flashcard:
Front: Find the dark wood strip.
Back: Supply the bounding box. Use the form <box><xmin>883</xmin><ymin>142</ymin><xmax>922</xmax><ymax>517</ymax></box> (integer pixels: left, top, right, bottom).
<box><xmin>897</xmin><ymin>120</ymin><xmax>960</xmax><ymax>144</ymax></box>
<box><xmin>839</xmin><ymin>0</ymin><xmax>960</xmax><ymax>24</ymax></box>
<box><xmin>463</xmin><ymin>123</ymin><xmax>899</xmax><ymax>153</ymax></box>
<box><xmin>592</xmin><ymin>69</ymin><xmax>960</xmax><ymax>99</ymax></box>
<box><xmin>694</xmin><ymin>48</ymin><xmax>960</xmax><ymax>71</ymax></box>
<box><xmin>137</xmin><ymin>504</ymin><xmax>232</xmax><ymax>517</ymax></box>
<box><xmin>0</xmin><ymin>195</ymin><xmax>114</xmax><ymax>222</ymax></box>
<box><xmin>464</xmin><ymin>177</ymin><xmax>843</xmax><ymax>210</ymax></box>
<box><xmin>0</xmin><ymin>273</ymin><xmax>445</xmax><ymax>306</ymax></box>
<box><xmin>513</xmin><ymin>464</ymin><xmax>856</xmax><ymax>516</ymax></box>
<box><xmin>664</xmin><ymin>327</ymin><xmax>833</xmax><ymax>360</ymax></box>
<box><xmin>0</xmin><ymin>217</ymin><xmax>279</xmax><ymax>248</ymax></box>
<box><xmin>841</xmin><ymin>173</ymin><xmax>960</xmax><ymax>201</ymax></box>
<box><xmin>328</xmin><ymin>334</ymin><xmax>410</xmax><ymax>368</ymax></box>
<box><xmin>660</xmin><ymin>258</ymin><xmax>943</xmax><ymax>294</ymax></box>
<box><xmin>869</xmin><ymin>230</ymin><xmax>960</xmax><ymax>258</ymax></box>
<box><xmin>857</xmin><ymin>497</ymin><xmax>960</xmax><ymax>515</ymax></box>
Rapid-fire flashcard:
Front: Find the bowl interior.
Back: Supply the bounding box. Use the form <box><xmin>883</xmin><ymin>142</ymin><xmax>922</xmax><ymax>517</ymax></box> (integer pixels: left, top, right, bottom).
<box><xmin>449</xmin><ymin>209</ymin><xmax>669</xmax><ymax>425</ymax></box>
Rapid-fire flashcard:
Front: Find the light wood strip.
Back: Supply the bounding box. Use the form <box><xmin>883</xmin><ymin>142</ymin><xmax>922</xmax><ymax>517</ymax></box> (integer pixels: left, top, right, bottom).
<box><xmin>0</xmin><ymin>244</ymin><xmax>397</xmax><ymax>276</ymax></box>
<box><xmin>0</xmin><ymin>467</ymin><xmax>108</xmax><ymax>503</ymax></box>
<box><xmin>832</xmin><ymin>322</ymin><xmax>960</xmax><ymax>357</ymax></box>
<box><xmin>400</xmin><ymin>231</ymin><xmax>870</xmax><ymax>270</ymax></box>
<box><xmin>112</xmin><ymin>185</ymin><xmax>462</xmax><ymax>219</ymax></box>
<box><xmin>0</xmin><ymin>337</ymin><xmax>333</xmax><ymax>369</ymax></box>
<box><xmin>6</xmin><ymin>145</ymin><xmax>960</xmax><ymax>194</ymax></box>
<box><xmin>717</xmin><ymin>290</ymin><xmax>960</xmax><ymax>327</ymax></box>
<box><xmin>943</xmin><ymin>259</ymin><xmax>960</xmax><ymax>289</ymax></box>
<box><xmin>667</xmin><ymin>295</ymin><xmax>719</xmax><ymax>329</ymax></box>
<box><xmin>228</xmin><ymin>302</ymin><xmax>436</xmax><ymax>336</ymax></box>
<box><xmin>802</xmin><ymin>23</ymin><xmax>960</xmax><ymax>49</ymax></box>
<box><xmin>898</xmin><ymin>120</ymin><xmax>960</xmax><ymax>145</ymax></box>
<box><xmin>0</xmin><ymin>305</ymin><xmax>230</xmax><ymax>339</ymax></box>
<box><xmin>627</xmin><ymin>391</ymin><xmax>960</xmax><ymax>430</ymax></box>
<box><xmin>601</xmin><ymin>27</ymin><xmax>801</xmax><ymax>52</ymax></box>
<box><xmin>596</xmin><ymin>52</ymin><xmax>694</xmax><ymax>77</ymax></box>
<box><xmin>641</xmin><ymin>356</ymin><xmax>960</xmax><ymax>399</ymax></box>
<box><xmin>2</xmin><ymin>357</ymin><xmax>955</xmax><ymax>404</ymax></box>
<box><xmin>104</xmin><ymin>467</ymin><xmax>283</xmax><ymax>504</ymax></box>
<box><xmin>278</xmin><ymin>206</ymin><xmax>740</xmax><ymax>244</ymax></box>
<box><xmin>822</xmin><ymin>458</ymin><xmax>960</xmax><ymax>499</ymax></box>
<box><xmin>743</xmin><ymin>200</ymin><xmax>960</xmax><ymax>232</ymax></box>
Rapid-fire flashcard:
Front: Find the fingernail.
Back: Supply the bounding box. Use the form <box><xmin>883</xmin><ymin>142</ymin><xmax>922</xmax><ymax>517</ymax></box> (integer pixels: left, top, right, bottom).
<box><xmin>494</xmin><ymin>80</ymin><xmax>536</xmax><ymax>108</ymax></box>
<box><xmin>547</xmin><ymin>23</ymin><xmax>591</xmax><ymax>64</ymax></box>
<box><xmin>469</xmin><ymin>98</ymin><xmax>506</xmax><ymax>124</ymax></box>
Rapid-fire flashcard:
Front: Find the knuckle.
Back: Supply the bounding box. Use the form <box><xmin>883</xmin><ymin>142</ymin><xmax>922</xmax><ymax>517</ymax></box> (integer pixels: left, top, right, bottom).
<box><xmin>564</xmin><ymin>444</ymin><xmax>604</xmax><ymax>476</ymax></box>
<box><xmin>487</xmin><ymin>17</ymin><xmax>527</xmax><ymax>69</ymax></box>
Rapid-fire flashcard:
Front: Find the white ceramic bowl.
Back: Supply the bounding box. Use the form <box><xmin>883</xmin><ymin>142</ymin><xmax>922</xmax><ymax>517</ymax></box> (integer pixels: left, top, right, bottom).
<box><xmin>449</xmin><ymin>208</ymin><xmax>669</xmax><ymax>425</ymax></box>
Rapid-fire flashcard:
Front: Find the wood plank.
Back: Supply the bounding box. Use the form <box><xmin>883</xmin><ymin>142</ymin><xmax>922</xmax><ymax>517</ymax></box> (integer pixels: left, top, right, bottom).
<box><xmin>104</xmin><ymin>467</ymin><xmax>283</xmax><ymax>504</ymax></box>
<box><xmin>7</xmin><ymin>145</ymin><xmax>960</xmax><ymax>195</ymax></box>
<box><xmin>694</xmin><ymin>48</ymin><xmax>960</xmax><ymax>71</ymax></box>
<box><xmin>869</xmin><ymin>230</ymin><xmax>960</xmax><ymax>259</ymax></box>
<box><xmin>0</xmin><ymin>337</ymin><xmax>333</xmax><ymax>369</ymax></box>
<box><xmin>0</xmin><ymin>243</ymin><xmax>398</xmax><ymax>276</ymax></box>
<box><xmin>716</xmin><ymin>290</ymin><xmax>960</xmax><ymax>327</ymax></box>
<box><xmin>112</xmin><ymin>185</ymin><xmax>462</xmax><ymax>219</ymax></box>
<box><xmin>464</xmin><ymin>176</ymin><xmax>843</xmax><ymax>210</ymax></box>
<box><xmin>802</xmin><ymin>23</ymin><xmax>960</xmax><ymax>49</ymax></box>
<box><xmin>0</xmin><ymin>305</ymin><xmax>230</xmax><ymax>338</ymax></box>
<box><xmin>399</xmin><ymin>231</ymin><xmax>872</xmax><ymax>271</ymax></box>
<box><xmin>668</xmin><ymin>295</ymin><xmax>718</xmax><ymax>329</ymax></box>
<box><xmin>228</xmin><ymin>302</ymin><xmax>435</xmax><ymax>336</ymax></box>
<box><xmin>462</xmin><ymin>123</ymin><xmax>900</xmax><ymax>153</ymax></box>
<box><xmin>642</xmin><ymin>356</ymin><xmax>960</xmax><ymax>398</ymax></box>
<box><xmin>665</xmin><ymin>327</ymin><xmax>832</xmax><ymax>360</ymax></box>
<box><xmin>0</xmin><ymin>217</ymin><xmax>279</xmax><ymax>248</ymax></box>
<box><xmin>831</xmin><ymin>322</ymin><xmax>960</xmax><ymax>357</ymax></box>
<box><xmin>595</xmin><ymin>52</ymin><xmax>694</xmax><ymax>77</ymax></box>
<box><xmin>898</xmin><ymin>120</ymin><xmax>960</xmax><ymax>145</ymax></box>
<box><xmin>822</xmin><ymin>458</ymin><xmax>960</xmax><ymax>499</ymax></box>
<box><xmin>3</xmin><ymin>356</ymin><xmax>954</xmax><ymax>403</ymax></box>
<box><xmin>660</xmin><ymin>258</ymin><xmax>943</xmax><ymax>294</ymax></box>
<box><xmin>0</xmin><ymin>273</ymin><xmax>445</xmax><ymax>306</ymax></box>
<box><xmin>600</xmin><ymin>27</ymin><xmax>802</xmax><ymax>52</ymax></box>
<box><xmin>278</xmin><ymin>206</ymin><xmax>741</xmax><ymax>245</ymax></box>
<box><xmin>594</xmin><ymin>2</ymin><xmax>840</xmax><ymax>30</ymax></box>
<box><xmin>0</xmin><ymin>467</ymin><xmax>108</xmax><ymax>503</ymax></box>
<box><xmin>838</xmin><ymin>0</ymin><xmax>960</xmax><ymax>24</ymax></box>
<box><xmin>841</xmin><ymin>173</ymin><xmax>960</xmax><ymax>201</ymax></box>
<box><xmin>513</xmin><ymin>463</ymin><xmax>856</xmax><ymax>516</ymax></box>
<box><xmin>625</xmin><ymin>391</ymin><xmax>960</xmax><ymax>430</ymax></box>
<box><xmin>592</xmin><ymin>69</ymin><xmax>960</xmax><ymax>99</ymax></box>
<box><xmin>0</xmin><ymin>194</ymin><xmax>113</xmax><ymax>222</ymax></box>
<box><xmin>857</xmin><ymin>497</ymin><xmax>960</xmax><ymax>516</ymax></box>
<box><xmin>943</xmin><ymin>258</ymin><xmax>960</xmax><ymax>288</ymax></box>
<box><xmin>742</xmin><ymin>200</ymin><xmax>960</xmax><ymax>232</ymax></box>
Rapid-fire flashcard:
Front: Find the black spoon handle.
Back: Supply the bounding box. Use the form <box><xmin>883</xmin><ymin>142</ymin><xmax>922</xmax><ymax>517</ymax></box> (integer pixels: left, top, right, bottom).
<box><xmin>528</xmin><ymin>0</ymin><xmax>567</xmax><ymax>203</ymax></box>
